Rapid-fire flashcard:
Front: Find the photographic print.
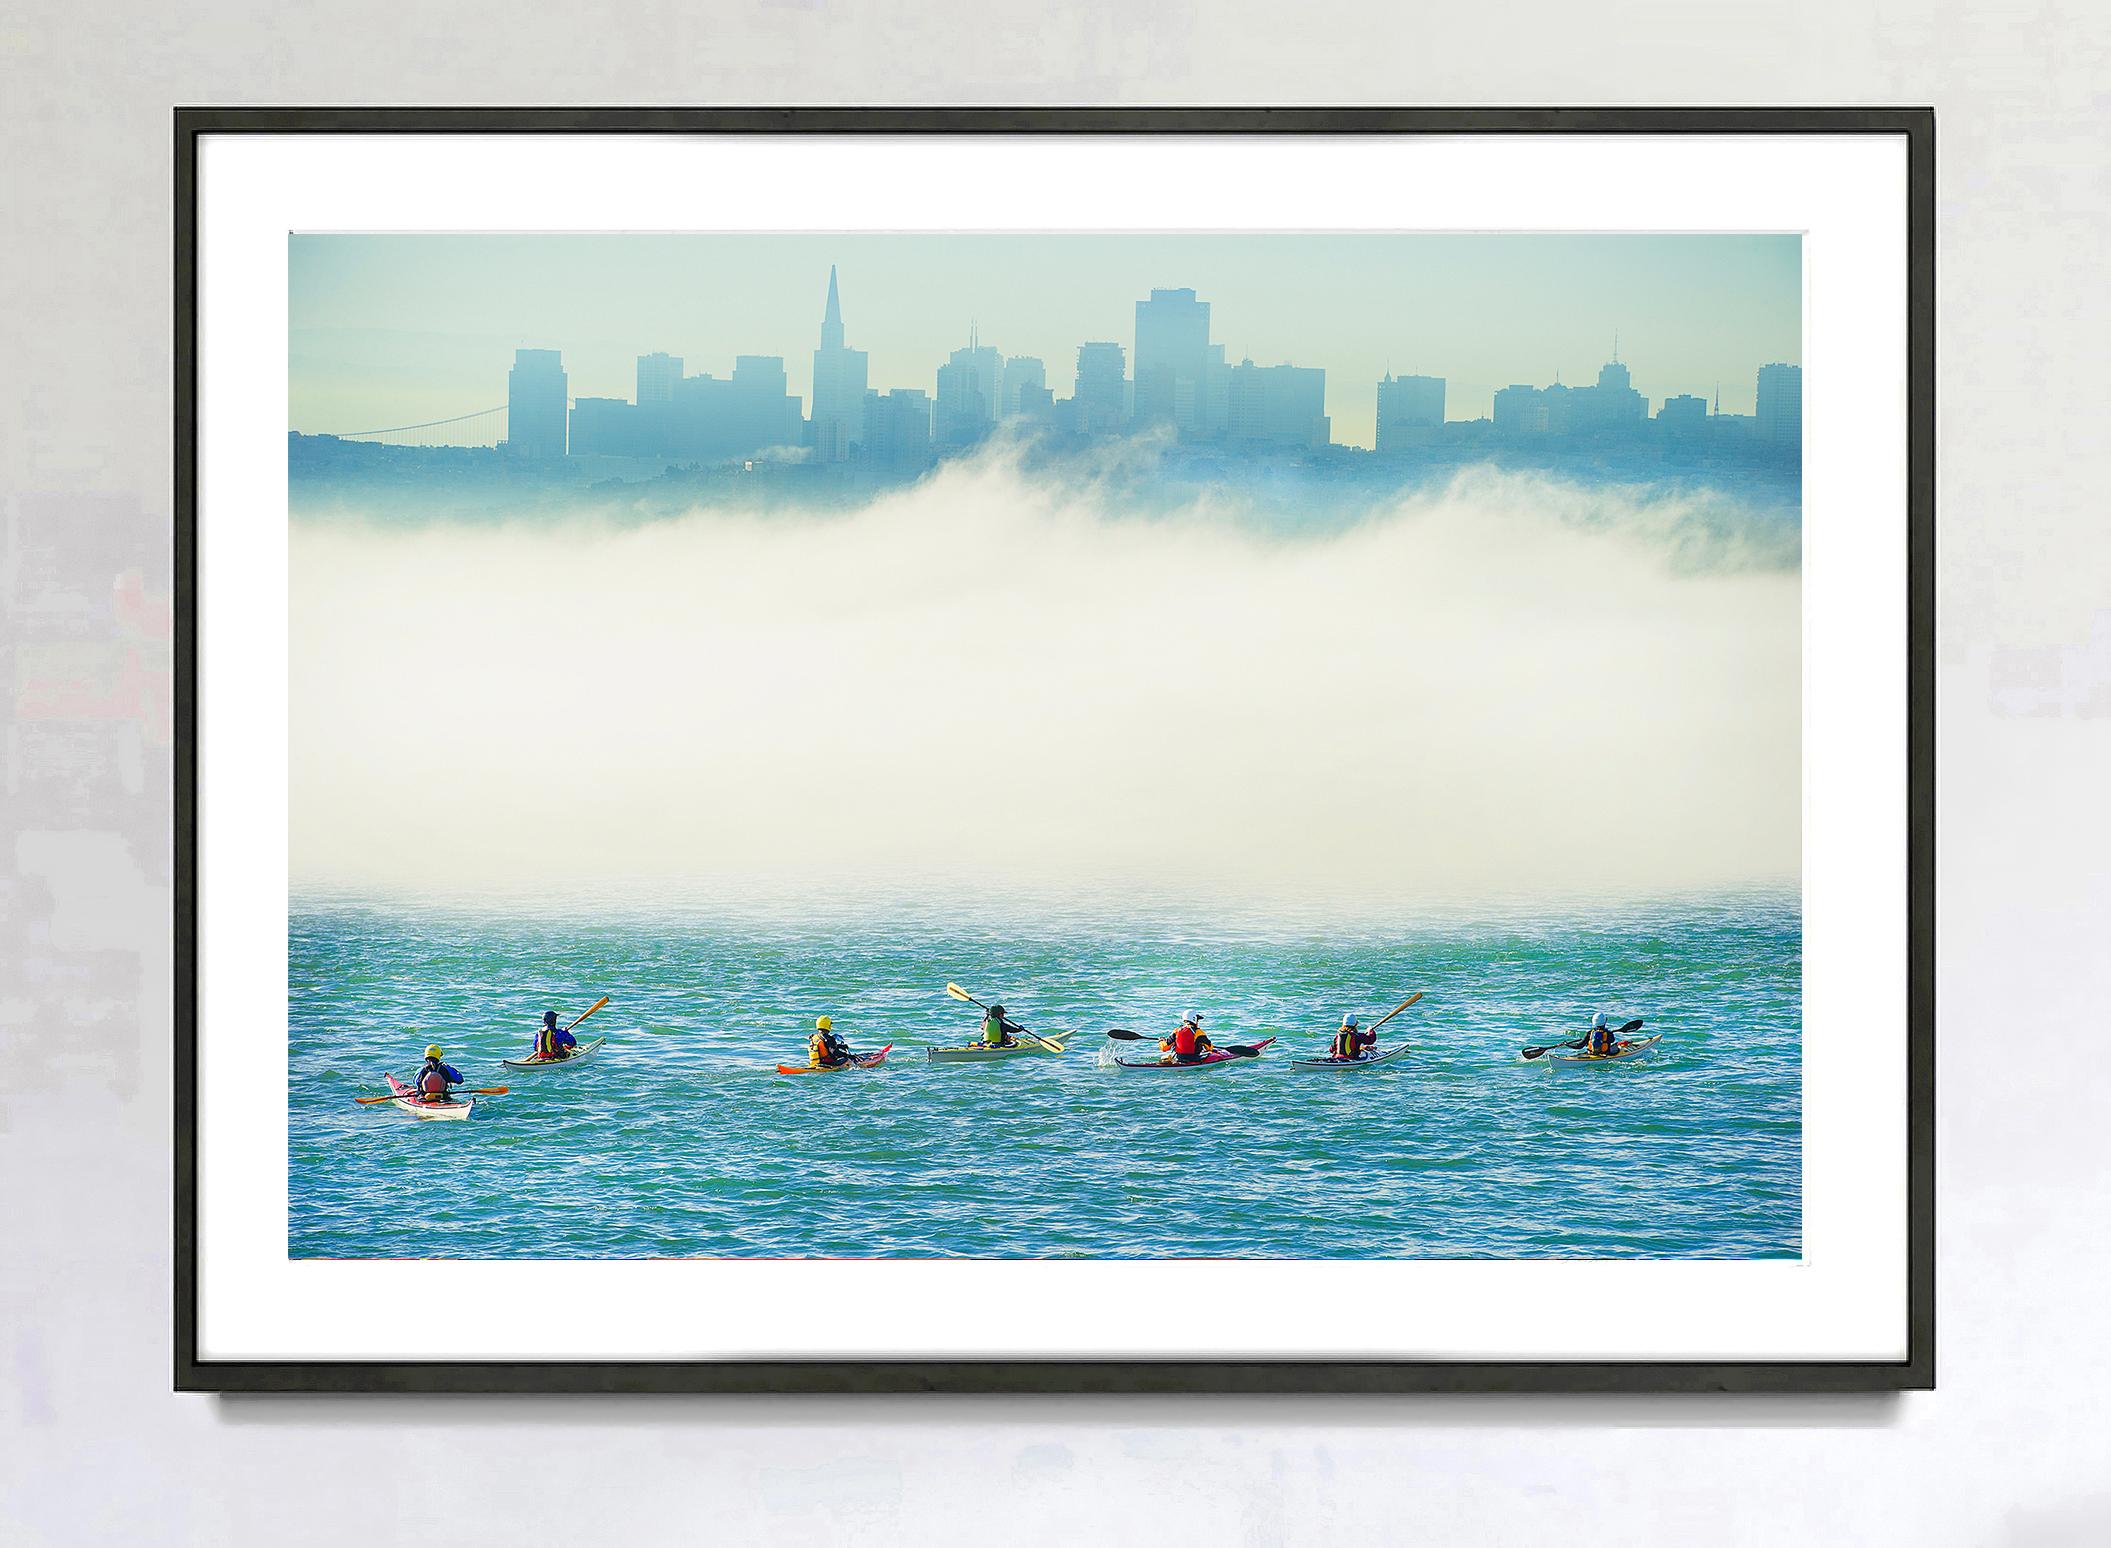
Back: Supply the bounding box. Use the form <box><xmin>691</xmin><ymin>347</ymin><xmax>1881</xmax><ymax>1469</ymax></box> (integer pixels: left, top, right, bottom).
<box><xmin>179</xmin><ymin>115</ymin><xmax>1927</xmax><ymax>1389</ymax></box>
<box><xmin>287</xmin><ymin>231</ymin><xmax>1805</xmax><ymax>1264</ymax></box>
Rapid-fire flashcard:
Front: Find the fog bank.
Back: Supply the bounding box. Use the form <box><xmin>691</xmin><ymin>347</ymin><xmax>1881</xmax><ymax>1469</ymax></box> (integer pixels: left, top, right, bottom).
<box><xmin>290</xmin><ymin>458</ymin><xmax>1799</xmax><ymax>905</ymax></box>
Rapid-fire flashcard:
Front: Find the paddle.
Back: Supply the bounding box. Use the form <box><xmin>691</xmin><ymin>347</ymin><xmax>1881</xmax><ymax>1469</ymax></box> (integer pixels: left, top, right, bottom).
<box><xmin>355</xmin><ymin>1085</ymin><xmax>509</xmax><ymax>1104</ymax></box>
<box><xmin>526</xmin><ymin>994</ymin><xmax>611</xmax><ymax>1060</ymax></box>
<box><xmin>1521</xmin><ymin>1018</ymin><xmax>1643</xmax><ymax>1061</ymax></box>
<box><xmin>1366</xmin><ymin>991</ymin><xmax>1424</xmax><ymax>1032</ymax></box>
<box><xmin>1319</xmin><ymin>990</ymin><xmax>1425</xmax><ymax>1057</ymax></box>
<box><xmin>1105</xmin><ymin>1029</ymin><xmax>1267</xmax><ymax>1059</ymax></box>
<box><xmin>944</xmin><ymin>981</ymin><xmax>1062</xmax><ymax>1053</ymax></box>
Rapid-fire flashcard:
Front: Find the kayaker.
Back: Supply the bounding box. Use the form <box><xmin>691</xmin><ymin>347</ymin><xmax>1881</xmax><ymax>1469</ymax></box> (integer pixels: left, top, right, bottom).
<box><xmin>535</xmin><ymin>1010</ymin><xmax>578</xmax><ymax>1062</ymax></box>
<box><xmin>809</xmin><ymin>1015</ymin><xmax>853</xmax><ymax>1069</ymax></box>
<box><xmin>980</xmin><ymin>1002</ymin><xmax>1024</xmax><ymax>1048</ymax></box>
<box><xmin>1585</xmin><ymin>1012</ymin><xmax>1620</xmax><ymax>1056</ymax></box>
<box><xmin>413</xmin><ymin>1045</ymin><xmax>464</xmax><ymax>1103</ymax></box>
<box><xmin>1330</xmin><ymin>1014</ymin><xmax>1376</xmax><ymax>1061</ymax></box>
<box><xmin>1159</xmin><ymin>1012</ymin><xmax>1214</xmax><ymax>1065</ymax></box>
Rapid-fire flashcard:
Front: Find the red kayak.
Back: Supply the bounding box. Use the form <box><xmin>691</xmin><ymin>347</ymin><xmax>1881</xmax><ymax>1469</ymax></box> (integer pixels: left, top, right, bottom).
<box><xmin>776</xmin><ymin>1044</ymin><xmax>893</xmax><ymax>1075</ymax></box>
<box><xmin>1114</xmin><ymin>1036</ymin><xmax>1275</xmax><ymax>1072</ymax></box>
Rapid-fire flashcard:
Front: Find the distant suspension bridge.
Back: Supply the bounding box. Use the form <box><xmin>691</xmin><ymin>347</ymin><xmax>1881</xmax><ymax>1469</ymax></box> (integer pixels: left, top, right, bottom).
<box><xmin>321</xmin><ymin>404</ymin><xmax>511</xmax><ymax>448</ymax></box>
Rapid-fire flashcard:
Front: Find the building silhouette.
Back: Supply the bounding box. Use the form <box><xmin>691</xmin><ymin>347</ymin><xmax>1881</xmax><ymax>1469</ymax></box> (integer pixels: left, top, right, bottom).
<box><xmin>1657</xmin><ymin>393</ymin><xmax>1708</xmax><ymax>436</ymax></box>
<box><xmin>1375</xmin><ymin>373</ymin><xmax>1446</xmax><ymax>451</ymax></box>
<box><xmin>505</xmin><ymin>348</ymin><xmax>568</xmax><ymax>458</ymax></box>
<box><xmin>863</xmin><ymin>387</ymin><xmax>935</xmax><ymax>469</ymax></box>
<box><xmin>636</xmin><ymin>352</ymin><xmax>683</xmax><ymax>405</ymax></box>
<box><xmin>1073</xmin><ymin>342</ymin><xmax>1127</xmax><ymax>433</ymax></box>
<box><xmin>809</xmin><ymin>266</ymin><xmax>870</xmax><ymax>462</ymax></box>
<box><xmin>1226</xmin><ymin>360</ymin><xmax>1328</xmax><ymax>448</ymax></box>
<box><xmin>1000</xmin><ymin>355</ymin><xmax>1047</xmax><ymax>418</ymax></box>
<box><xmin>1756</xmin><ymin>363</ymin><xmax>1802</xmax><ymax>449</ymax></box>
<box><xmin>1133</xmin><ymin>288</ymin><xmax>1216</xmax><ymax>434</ymax></box>
<box><xmin>934</xmin><ymin>330</ymin><xmax>1003</xmax><ymax>447</ymax></box>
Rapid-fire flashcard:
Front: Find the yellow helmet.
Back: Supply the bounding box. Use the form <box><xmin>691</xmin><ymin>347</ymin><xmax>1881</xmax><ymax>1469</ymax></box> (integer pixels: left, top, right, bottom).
<box><xmin>815</xmin><ymin>1016</ymin><xmax>833</xmax><ymax>1032</ymax></box>
<box><xmin>424</xmin><ymin>1045</ymin><xmax>443</xmax><ymax>1059</ymax></box>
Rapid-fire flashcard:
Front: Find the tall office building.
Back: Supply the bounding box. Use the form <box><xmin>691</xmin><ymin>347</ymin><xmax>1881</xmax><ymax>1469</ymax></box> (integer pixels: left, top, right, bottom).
<box><xmin>1133</xmin><ymin>288</ymin><xmax>1213</xmax><ymax>432</ymax></box>
<box><xmin>1000</xmin><ymin>356</ymin><xmax>1047</xmax><ymax>417</ymax></box>
<box><xmin>1073</xmin><ymin>341</ymin><xmax>1127</xmax><ymax>432</ymax></box>
<box><xmin>809</xmin><ymin>266</ymin><xmax>870</xmax><ymax>462</ymax></box>
<box><xmin>1756</xmin><ymin>362</ymin><xmax>1803</xmax><ymax>448</ymax></box>
<box><xmin>1375</xmin><ymin>373</ymin><xmax>1446</xmax><ymax>451</ymax></box>
<box><xmin>1493</xmin><ymin>384</ymin><xmax>1550</xmax><ymax>434</ymax></box>
<box><xmin>662</xmin><ymin>355</ymin><xmax>804</xmax><ymax>463</ymax></box>
<box><xmin>863</xmin><ymin>388</ymin><xmax>934</xmax><ymax>469</ymax></box>
<box><xmin>1225</xmin><ymin>360</ymin><xmax>1329</xmax><ymax>449</ymax></box>
<box><xmin>934</xmin><ymin>330</ymin><xmax>1003</xmax><ymax>446</ymax></box>
<box><xmin>1657</xmin><ymin>393</ymin><xmax>1709</xmax><ymax>435</ymax></box>
<box><xmin>637</xmin><ymin>352</ymin><xmax>683</xmax><ymax>405</ymax></box>
<box><xmin>505</xmin><ymin>348</ymin><xmax>568</xmax><ymax>459</ymax></box>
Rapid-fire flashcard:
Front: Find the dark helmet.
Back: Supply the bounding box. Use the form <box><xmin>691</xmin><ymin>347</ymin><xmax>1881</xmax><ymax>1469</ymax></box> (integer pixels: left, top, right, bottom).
<box><xmin>989</xmin><ymin>1003</ymin><xmax>1006</xmax><ymax>1017</ymax></box>
<box><xmin>543</xmin><ymin>1011</ymin><xmax>559</xmax><ymax>1027</ymax></box>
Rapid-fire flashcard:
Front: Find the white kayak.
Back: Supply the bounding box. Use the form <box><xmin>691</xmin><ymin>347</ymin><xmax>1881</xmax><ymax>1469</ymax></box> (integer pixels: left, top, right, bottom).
<box><xmin>1289</xmin><ymin>1043</ymin><xmax>1412</xmax><ymax>1070</ymax></box>
<box><xmin>501</xmin><ymin>1036</ymin><xmax>606</xmax><ymax>1070</ymax></box>
<box><xmin>927</xmin><ymin>1037</ymin><xmax>1066</xmax><ymax>1063</ymax></box>
<box><xmin>383</xmin><ymin>1071</ymin><xmax>476</xmax><ymax>1120</ymax></box>
<box><xmin>1539</xmin><ymin>1034</ymin><xmax>1665</xmax><ymax>1066</ymax></box>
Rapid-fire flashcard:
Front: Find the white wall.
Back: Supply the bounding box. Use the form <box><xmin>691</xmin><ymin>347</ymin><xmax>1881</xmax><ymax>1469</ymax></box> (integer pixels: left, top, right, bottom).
<box><xmin>3</xmin><ymin>2</ymin><xmax>2106</xmax><ymax>1542</ymax></box>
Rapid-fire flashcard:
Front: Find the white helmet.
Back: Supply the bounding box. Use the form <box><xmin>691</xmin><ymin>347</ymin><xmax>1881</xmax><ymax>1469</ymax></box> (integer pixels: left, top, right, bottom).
<box><xmin>1342</xmin><ymin>1015</ymin><xmax>1360</xmax><ymax>1029</ymax></box>
<box><xmin>1185</xmin><ymin>1011</ymin><xmax>1202</xmax><ymax>1025</ymax></box>
<box><xmin>1590</xmin><ymin>1012</ymin><xmax>1610</xmax><ymax>1030</ymax></box>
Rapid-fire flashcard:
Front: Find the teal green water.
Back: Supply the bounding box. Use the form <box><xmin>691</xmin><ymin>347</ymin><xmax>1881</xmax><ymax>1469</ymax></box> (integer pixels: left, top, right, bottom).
<box><xmin>289</xmin><ymin>891</ymin><xmax>1800</xmax><ymax>1259</ymax></box>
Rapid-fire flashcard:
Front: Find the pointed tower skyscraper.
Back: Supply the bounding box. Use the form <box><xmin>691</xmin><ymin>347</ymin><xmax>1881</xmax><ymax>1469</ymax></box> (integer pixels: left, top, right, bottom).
<box><xmin>821</xmin><ymin>264</ymin><xmax>845</xmax><ymax>351</ymax></box>
<box><xmin>809</xmin><ymin>264</ymin><xmax>867</xmax><ymax>462</ymax></box>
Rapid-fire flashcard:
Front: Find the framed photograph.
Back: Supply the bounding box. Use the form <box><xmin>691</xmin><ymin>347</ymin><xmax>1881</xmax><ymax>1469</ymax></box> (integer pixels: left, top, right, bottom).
<box><xmin>176</xmin><ymin>107</ymin><xmax>1933</xmax><ymax>1393</ymax></box>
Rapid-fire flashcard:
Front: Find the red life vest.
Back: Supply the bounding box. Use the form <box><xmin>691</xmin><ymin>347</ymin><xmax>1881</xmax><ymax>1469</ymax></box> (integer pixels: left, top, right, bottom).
<box><xmin>418</xmin><ymin>1065</ymin><xmax>449</xmax><ymax>1098</ymax></box>
<box><xmin>1171</xmin><ymin>1023</ymin><xmax>1201</xmax><ymax>1057</ymax></box>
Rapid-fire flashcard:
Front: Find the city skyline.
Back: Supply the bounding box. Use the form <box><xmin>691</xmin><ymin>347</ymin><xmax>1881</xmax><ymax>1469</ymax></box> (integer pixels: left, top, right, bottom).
<box><xmin>290</xmin><ymin>233</ymin><xmax>1802</xmax><ymax>450</ymax></box>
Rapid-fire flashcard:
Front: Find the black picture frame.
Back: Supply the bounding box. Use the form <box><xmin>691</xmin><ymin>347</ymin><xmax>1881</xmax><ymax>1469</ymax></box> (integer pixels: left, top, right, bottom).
<box><xmin>175</xmin><ymin>105</ymin><xmax>1935</xmax><ymax>1395</ymax></box>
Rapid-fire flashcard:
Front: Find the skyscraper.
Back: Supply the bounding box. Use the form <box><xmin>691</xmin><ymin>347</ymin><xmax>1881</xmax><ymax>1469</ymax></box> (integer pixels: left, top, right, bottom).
<box><xmin>809</xmin><ymin>266</ymin><xmax>869</xmax><ymax>462</ymax></box>
<box><xmin>1133</xmin><ymin>288</ymin><xmax>1213</xmax><ymax>432</ymax></box>
<box><xmin>505</xmin><ymin>348</ymin><xmax>568</xmax><ymax>459</ymax></box>
<box><xmin>1000</xmin><ymin>356</ymin><xmax>1046</xmax><ymax>418</ymax></box>
<box><xmin>934</xmin><ymin>329</ymin><xmax>1003</xmax><ymax>447</ymax></box>
<box><xmin>1375</xmin><ymin>373</ymin><xmax>1446</xmax><ymax>451</ymax></box>
<box><xmin>636</xmin><ymin>352</ymin><xmax>683</xmax><ymax>405</ymax></box>
<box><xmin>1756</xmin><ymin>363</ymin><xmax>1803</xmax><ymax>449</ymax></box>
<box><xmin>1073</xmin><ymin>342</ymin><xmax>1127</xmax><ymax>432</ymax></box>
<box><xmin>1225</xmin><ymin>360</ymin><xmax>1329</xmax><ymax>449</ymax></box>
<box><xmin>863</xmin><ymin>388</ymin><xmax>934</xmax><ymax>469</ymax></box>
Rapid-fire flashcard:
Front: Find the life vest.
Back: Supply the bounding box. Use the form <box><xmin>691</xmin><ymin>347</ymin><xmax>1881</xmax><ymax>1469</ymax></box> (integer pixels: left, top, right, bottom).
<box><xmin>811</xmin><ymin>1031</ymin><xmax>849</xmax><ymax>1067</ymax></box>
<box><xmin>1588</xmin><ymin>1026</ymin><xmax>1617</xmax><ymax>1055</ymax></box>
<box><xmin>1169</xmin><ymin>1023</ymin><xmax>1201</xmax><ymax>1059</ymax></box>
<box><xmin>417</xmin><ymin>1062</ymin><xmax>450</xmax><ymax>1099</ymax></box>
<box><xmin>982</xmin><ymin>1014</ymin><xmax>1009</xmax><ymax>1047</ymax></box>
<box><xmin>537</xmin><ymin>1025</ymin><xmax>558</xmax><ymax>1059</ymax></box>
<box><xmin>1332</xmin><ymin>1028</ymin><xmax>1362</xmax><ymax>1060</ymax></box>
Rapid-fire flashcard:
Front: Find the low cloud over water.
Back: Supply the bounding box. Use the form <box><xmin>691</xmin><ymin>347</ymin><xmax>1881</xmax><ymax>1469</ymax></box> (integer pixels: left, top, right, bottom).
<box><xmin>291</xmin><ymin>452</ymin><xmax>1799</xmax><ymax>904</ymax></box>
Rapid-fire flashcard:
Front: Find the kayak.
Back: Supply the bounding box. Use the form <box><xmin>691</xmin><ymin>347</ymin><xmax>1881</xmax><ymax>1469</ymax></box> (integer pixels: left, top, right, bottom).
<box><xmin>1114</xmin><ymin>1036</ymin><xmax>1275</xmax><ymax>1072</ymax></box>
<box><xmin>382</xmin><ymin>1071</ymin><xmax>476</xmax><ymax>1120</ymax></box>
<box><xmin>1289</xmin><ymin>1043</ymin><xmax>1412</xmax><ymax>1070</ymax></box>
<box><xmin>1539</xmin><ymin>1034</ymin><xmax>1665</xmax><ymax>1065</ymax></box>
<box><xmin>927</xmin><ymin>1037</ymin><xmax>1066</xmax><ymax>1063</ymax></box>
<box><xmin>776</xmin><ymin>1044</ymin><xmax>893</xmax><ymax>1075</ymax></box>
<box><xmin>500</xmin><ymin>1036</ymin><xmax>606</xmax><ymax>1070</ymax></box>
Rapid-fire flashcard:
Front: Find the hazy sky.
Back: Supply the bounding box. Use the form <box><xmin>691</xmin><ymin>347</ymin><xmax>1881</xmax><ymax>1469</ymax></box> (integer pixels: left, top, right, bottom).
<box><xmin>290</xmin><ymin>233</ymin><xmax>1801</xmax><ymax>449</ymax></box>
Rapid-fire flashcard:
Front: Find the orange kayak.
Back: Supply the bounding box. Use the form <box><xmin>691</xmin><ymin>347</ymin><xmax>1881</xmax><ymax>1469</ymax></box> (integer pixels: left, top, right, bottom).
<box><xmin>775</xmin><ymin>1044</ymin><xmax>892</xmax><ymax>1075</ymax></box>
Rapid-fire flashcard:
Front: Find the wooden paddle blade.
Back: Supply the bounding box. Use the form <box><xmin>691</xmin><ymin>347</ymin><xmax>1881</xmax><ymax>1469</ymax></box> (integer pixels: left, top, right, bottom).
<box><xmin>568</xmin><ymin>995</ymin><xmax>611</xmax><ymax>1031</ymax></box>
<box><xmin>944</xmin><ymin>982</ymin><xmax>979</xmax><ymax>1004</ymax></box>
